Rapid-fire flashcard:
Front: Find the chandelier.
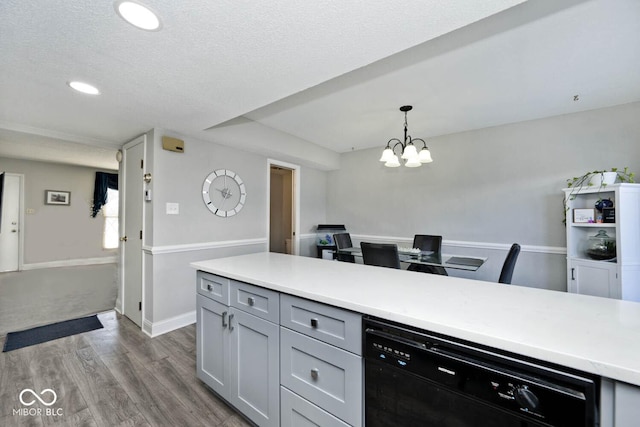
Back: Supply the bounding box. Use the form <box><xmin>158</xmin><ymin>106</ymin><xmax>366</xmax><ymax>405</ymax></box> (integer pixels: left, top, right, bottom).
<box><xmin>378</xmin><ymin>105</ymin><xmax>433</xmax><ymax>168</ymax></box>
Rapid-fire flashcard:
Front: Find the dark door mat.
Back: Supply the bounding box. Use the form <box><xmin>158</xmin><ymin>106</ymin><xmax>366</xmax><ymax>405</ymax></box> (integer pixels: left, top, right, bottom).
<box><xmin>3</xmin><ymin>315</ymin><xmax>104</xmax><ymax>352</ymax></box>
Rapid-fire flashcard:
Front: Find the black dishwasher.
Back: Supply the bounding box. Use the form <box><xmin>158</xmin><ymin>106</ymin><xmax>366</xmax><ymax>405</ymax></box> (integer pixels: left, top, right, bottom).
<box><xmin>364</xmin><ymin>316</ymin><xmax>599</xmax><ymax>427</ymax></box>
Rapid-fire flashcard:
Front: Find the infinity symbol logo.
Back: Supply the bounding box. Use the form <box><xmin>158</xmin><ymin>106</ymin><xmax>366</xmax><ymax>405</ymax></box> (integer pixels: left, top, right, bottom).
<box><xmin>19</xmin><ymin>389</ymin><xmax>57</xmax><ymax>406</ymax></box>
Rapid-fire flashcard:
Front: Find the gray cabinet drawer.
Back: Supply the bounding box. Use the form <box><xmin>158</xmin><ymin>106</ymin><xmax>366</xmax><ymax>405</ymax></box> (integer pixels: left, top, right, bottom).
<box><xmin>280</xmin><ymin>328</ymin><xmax>362</xmax><ymax>427</ymax></box>
<box><xmin>197</xmin><ymin>271</ymin><xmax>229</xmax><ymax>304</ymax></box>
<box><xmin>280</xmin><ymin>294</ymin><xmax>361</xmax><ymax>354</ymax></box>
<box><xmin>281</xmin><ymin>387</ymin><xmax>350</xmax><ymax>427</ymax></box>
<box><xmin>230</xmin><ymin>280</ymin><xmax>280</xmax><ymax>323</ymax></box>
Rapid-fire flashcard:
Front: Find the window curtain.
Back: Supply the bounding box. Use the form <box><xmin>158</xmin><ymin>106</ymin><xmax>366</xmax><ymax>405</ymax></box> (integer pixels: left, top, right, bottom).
<box><xmin>91</xmin><ymin>172</ymin><xmax>118</xmax><ymax>217</ymax></box>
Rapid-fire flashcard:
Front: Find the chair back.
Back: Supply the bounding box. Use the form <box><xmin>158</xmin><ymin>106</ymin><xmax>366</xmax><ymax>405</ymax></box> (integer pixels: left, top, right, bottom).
<box><xmin>360</xmin><ymin>242</ymin><xmax>401</xmax><ymax>269</ymax></box>
<box><xmin>333</xmin><ymin>233</ymin><xmax>353</xmax><ymax>250</ymax></box>
<box><xmin>412</xmin><ymin>234</ymin><xmax>442</xmax><ymax>254</ymax></box>
<box><xmin>409</xmin><ymin>234</ymin><xmax>448</xmax><ymax>275</ymax></box>
<box><xmin>333</xmin><ymin>233</ymin><xmax>355</xmax><ymax>263</ymax></box>
<box><xmin>498</xmin><ymin>243</ymin><xmax>521</xmax><ymax>284</ymax></box>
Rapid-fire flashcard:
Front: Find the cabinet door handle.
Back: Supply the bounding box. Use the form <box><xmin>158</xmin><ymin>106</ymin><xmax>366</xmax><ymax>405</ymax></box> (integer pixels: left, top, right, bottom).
<box><xmin>310</xmin><ymin>318</ymin><xmax>318</xmax><ymax>328</ymax></box>
<box><xmin>248</xmin><ymin>296</ymin><xmax>255</xmax><ymax>306</ymax></box>
<box><xmin>228</xmin><ymin>313</ymin><xmax>234</xmax><ymax>331</ymax></box>
<box><xmin>310</xmin><ymin>368</ymin><xmax>319</xmax><ymax>380</ymax></box>
<box><xmin>571</xmin><ymin>268</ymin><xmax>575</xmax><ymax>281</ymax></box>
<box><xmin>222</xmin><ymin>311</ymin><xmax>228</xmax><ymax>328</ymax></box>
<box><xmin>207</xmin><ymin>283</ymin><xmax>213</xmax><ymax>291</ymax></box>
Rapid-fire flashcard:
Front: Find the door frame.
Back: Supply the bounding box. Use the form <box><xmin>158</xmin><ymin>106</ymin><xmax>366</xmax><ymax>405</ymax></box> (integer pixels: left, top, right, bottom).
<box><xmin>267</xmin><ymin>159</ymin><xmax>300</xmax><ymax>256</ymax></box>
<box><xmin>117</xmin><ymin>134</ymin><xmax>147</xmax><ymax>327</ymax></box>
<box><xmin>0</xmin><ymin>173</ymin><xmax>25</xmax><ymax>271</ymax></box>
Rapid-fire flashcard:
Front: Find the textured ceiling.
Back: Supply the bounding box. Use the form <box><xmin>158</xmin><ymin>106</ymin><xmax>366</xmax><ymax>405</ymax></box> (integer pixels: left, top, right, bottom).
<box><xmin>1</xmin><ymin>0</ymin><xmax>639</xmax><ymax>170</ymax></box>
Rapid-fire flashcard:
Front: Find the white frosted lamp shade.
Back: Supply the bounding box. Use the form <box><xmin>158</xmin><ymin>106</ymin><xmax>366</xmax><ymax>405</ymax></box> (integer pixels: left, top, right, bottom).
<box><xmin>405</xmin><ymin>157</ymin><xmax>421</xmax><ymax>167</ymax></box>
<box><xmin>385</xmin><ymin>155</ymin><xmax>401</xmax><ymax>167</ymax></box>
<box><xmin>419</xmin><ymin>147</ymin><xmax>433</xmax><ymax>163</ymax></box>
<box><xmin>379</xmin><ymin>148</ymin><xmax>394</xmax><ymax>162</ymax></box>
<box><xmin>401</xmin><ymin>144</ymin><xmax>418</xmax><ymax>159</ymax></box>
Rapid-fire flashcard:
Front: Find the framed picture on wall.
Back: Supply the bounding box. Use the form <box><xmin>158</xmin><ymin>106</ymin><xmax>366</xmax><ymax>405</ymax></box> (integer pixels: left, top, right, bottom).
<box><xmin>45</xmin><ymin>190</ymin><xmax>71</xmax><ymax>206</ymax></box>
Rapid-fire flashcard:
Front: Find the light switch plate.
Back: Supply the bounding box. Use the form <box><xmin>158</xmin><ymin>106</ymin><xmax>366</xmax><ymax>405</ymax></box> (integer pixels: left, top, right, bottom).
<box><xmin>166</xmin><ymin>203</ymin><xmax>179</xmax><ymax>215</ymax></box>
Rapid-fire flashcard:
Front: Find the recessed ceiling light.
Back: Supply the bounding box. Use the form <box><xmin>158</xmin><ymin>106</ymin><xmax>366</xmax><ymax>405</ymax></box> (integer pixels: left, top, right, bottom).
<box><xmin>115</xmin><ymin>1</ymin><xmax>161</xmax><ymax>31</ymax></box>
<box><xmin>68</xmin><ymin>81</ymin><xmax>101</xmax><ymax>95</ymax></box>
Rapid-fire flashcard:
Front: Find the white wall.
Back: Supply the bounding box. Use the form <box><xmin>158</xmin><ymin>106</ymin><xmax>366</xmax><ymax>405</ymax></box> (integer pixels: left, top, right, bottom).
<box><xmin>327</xmin><ymin>102</ymin><xmax>640</xmax><ymax>290</ymax></box>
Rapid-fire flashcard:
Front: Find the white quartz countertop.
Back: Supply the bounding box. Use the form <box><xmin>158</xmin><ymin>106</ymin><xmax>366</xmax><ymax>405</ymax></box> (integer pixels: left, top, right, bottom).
<box><xmin>192</xmin><ymin>252</ymin><xmax>640</xmax><ymax>386</ymax></box>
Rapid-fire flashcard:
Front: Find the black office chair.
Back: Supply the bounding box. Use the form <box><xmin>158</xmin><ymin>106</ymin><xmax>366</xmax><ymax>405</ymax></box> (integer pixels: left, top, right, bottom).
<box><xmin>360</xmin><ymin>242</ymin><xmax>401</xmax><ymax>269</ymax></box>
<box><xmin>333</xmin><ymin>233</ymin><xmax>355</xmax><ymax>263</ymax></box>
<box><xmin>407</xmin><ymin>234</ymin><xmax>448</xmax><ymax>276</ymax></box>
<box><xmin>498</xmin><ymin>243</ymin><xmax>521</xmax><ymax>284</ymax></box>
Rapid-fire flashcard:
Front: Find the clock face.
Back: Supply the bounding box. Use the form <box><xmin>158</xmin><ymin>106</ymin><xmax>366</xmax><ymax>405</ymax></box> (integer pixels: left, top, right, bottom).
<box><xmin>202</xmin><ymin>169</ymin><xmax>246</xmax><ymax>217</ymax></box>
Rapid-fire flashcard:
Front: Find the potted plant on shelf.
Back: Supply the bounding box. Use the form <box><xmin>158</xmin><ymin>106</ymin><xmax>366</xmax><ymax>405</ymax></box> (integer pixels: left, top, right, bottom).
<box><xmin>563</xmin><ymin>167</ymin><xmax>635</xmax><ymax>224</ymax></box>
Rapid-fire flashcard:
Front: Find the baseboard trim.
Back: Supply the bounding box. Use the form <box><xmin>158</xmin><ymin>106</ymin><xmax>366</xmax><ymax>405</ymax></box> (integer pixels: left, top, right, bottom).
<box><xmin>22</xmin><ymin>256</ymin><xmax>118</xmax><ymax>270</ymax></box>
<box><xmin>142</xmin><ymin>311</ymin><xmax>196</xmax><ymax>338</ymax></box>
<box><xmin>143</xmin><ymin>238</ymin><xmax>268</xmax><ymax>255</ymax></box>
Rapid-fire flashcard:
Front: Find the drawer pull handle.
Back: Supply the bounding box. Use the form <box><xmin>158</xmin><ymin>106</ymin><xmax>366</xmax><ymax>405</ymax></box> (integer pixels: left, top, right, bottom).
<box><xmin>310</xmin><ymin>318</ymin><xmax>318</xmax><ymax>328</ymax></box>
<box><xmin>228</xmin><ymin>313</ymin><xmax>234</xmax><ymax>332</ymax></box>
<box><xmin>207</xmin><ymin>283</ymin><xmax>213</xmax><ymax>291</ymax></box>
<box><xmin>222</xmin><ymin>311</ymin><xmax>228</xmax><ymax>328</ymax></box>
<box><xmin>248</xmin><ymin>296</ymin><xmax>255</xmax><ymax>306</ymax></box>
<box><xmin>310</xmin><ymin>368</ymin><xmax>319</xmax><ymax>380</ymax></box>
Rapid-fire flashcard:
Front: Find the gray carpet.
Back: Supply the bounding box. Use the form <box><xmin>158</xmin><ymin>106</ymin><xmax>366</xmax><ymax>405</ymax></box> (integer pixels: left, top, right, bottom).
<box><xmin>0</xmin><ymin>264</ymin><xmax>117</xmax><ymax>337</ymax></box>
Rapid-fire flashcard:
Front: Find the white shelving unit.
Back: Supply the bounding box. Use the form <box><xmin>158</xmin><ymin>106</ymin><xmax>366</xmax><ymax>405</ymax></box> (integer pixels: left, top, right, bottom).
<box><xmin>563</xmin><ymin>183</ymin><xmax>640</xmax><ymax>301</ymax></box>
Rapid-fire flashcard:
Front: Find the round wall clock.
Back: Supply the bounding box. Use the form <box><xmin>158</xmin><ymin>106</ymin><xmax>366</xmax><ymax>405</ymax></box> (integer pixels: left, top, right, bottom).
<box><xmin>202</xmin><ymin>169</ymin><xmax>246</xmax><ymax>217</ymax></box>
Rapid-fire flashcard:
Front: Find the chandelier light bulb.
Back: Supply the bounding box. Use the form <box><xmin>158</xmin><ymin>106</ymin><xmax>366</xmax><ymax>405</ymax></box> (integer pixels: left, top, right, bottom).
<box><xmin>419</xmin><ymin>147</ymin><xmax>433</xmax><ymax>163</ymax></box>
<box><xmin>385</xmin><ymin>155</ymin><xmax>401</xmax><ymax>168</ymax></box>
<box><xmin>401</xmin><ymin>144</ymin><xmax>418</xmax><ymax>160</ymax></box>
<box><xmin>379</xmin><ymin>147</ymin><xmax>394</xmax><ymax>162</ymax></box>
<box><xmin>405</xmin><ymin>157</ymin><xmax>421</xmax><ymax>167</ymax></box>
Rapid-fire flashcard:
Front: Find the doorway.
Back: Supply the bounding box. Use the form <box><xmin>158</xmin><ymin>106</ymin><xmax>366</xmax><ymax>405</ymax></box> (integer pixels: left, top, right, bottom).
<box><xmin>268</xmin><ymin>160</ymin><xmax>299</xmax><ymax>255</ymax></box>
<box><xmin>0</xmin><ymin>173</ymin><xmax>24</xmax><ymax>272</ymax></box>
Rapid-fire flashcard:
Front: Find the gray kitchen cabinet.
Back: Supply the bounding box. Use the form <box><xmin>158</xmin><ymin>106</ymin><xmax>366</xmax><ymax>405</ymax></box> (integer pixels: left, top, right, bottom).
<box><xmin>197</xmin><ymin>294</ymin><xmax>230</xmax><ymax>396</ymax></box>
<box><xmin>280</xmin><ymin>294</ymin><xmax>362</xmax><ymax>427</ymax></box>
<box><xmin>614</xmin><ymin>381</ymin><xmax>640</xmax><ymax>426</ymax></box>
<box><xmin>196</xmin><ymin>271</ymin><xmax>280</xmax><ymax>427</ymax></box>
<box><xmin>280</xmin><ymin>293</ymin><xmax>362</xmax><ymax>354</ymax></box>
<box><xmin>281</xmin><ymin>386</ymin><xmax>350</xmax><ymax>427</ymax></box>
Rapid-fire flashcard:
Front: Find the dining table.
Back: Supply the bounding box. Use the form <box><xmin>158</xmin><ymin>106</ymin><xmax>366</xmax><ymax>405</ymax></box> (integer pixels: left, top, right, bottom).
<box><xmin>336</xmin><ymin>247</ymin><xmax>487</xmax><ymax>271</ymax></box>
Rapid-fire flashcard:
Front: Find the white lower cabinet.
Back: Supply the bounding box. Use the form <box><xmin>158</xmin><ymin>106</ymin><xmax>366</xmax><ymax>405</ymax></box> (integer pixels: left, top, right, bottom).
<box><xmin>568</xmin><ymin>259</ymin><xmax>619</xmax><ymax>299</ymax></box>
<box><xmin>196</xmin><ymin>273</ymin><xmax>280</xmax><ymax>427</ymax></box>
<box><xmin>281</xmin><ymin>386</ymin><xmax>350</xmax><ymax>427</ymax></box>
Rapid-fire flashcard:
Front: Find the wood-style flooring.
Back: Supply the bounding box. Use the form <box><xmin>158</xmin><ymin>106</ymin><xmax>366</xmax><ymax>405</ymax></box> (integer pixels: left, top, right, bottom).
<box><xmin>0</xmin><ymin>311</ymin><xmax>251</xmax><ymax>427</ymax></box>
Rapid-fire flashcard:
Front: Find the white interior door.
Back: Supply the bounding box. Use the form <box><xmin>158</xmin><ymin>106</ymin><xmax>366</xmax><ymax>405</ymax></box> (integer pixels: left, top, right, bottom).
<box><xmin>122</xmin><ymin>138</ymin><xmax>144</xmax><ymax>327</ymax></box>
<box><xmin>0</xmin><ymin>174</ymin><xmax>22</xmax><ymax>272</ymax></box>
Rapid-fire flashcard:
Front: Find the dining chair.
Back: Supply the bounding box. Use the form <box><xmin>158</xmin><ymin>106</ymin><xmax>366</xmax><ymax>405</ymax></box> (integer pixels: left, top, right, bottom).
<box><xmin>333</xmin><ymin>233</ymin><xmax>355</xmax><ymax>263</ymax></box>
<box><xmin>360</xmin><ymin>242</ymin><xmax>401</xmax><ymax>269</ymax></box>
<box><xmin>498</xmin><ymin>243</ymin><xmax>521</xmax><ymax>284</ymax></box>
<box><xmin>407</xmin><ymin>234</ymin><xmax>448</xmax><ymax>276</ymax></box>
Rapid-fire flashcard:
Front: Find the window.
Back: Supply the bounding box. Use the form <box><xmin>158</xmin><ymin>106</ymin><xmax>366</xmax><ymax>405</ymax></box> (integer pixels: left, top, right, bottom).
<box><xmin>103</xmin><ymin>188</ymin><xmax>119</xmax><ymax>249</ymax></box>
